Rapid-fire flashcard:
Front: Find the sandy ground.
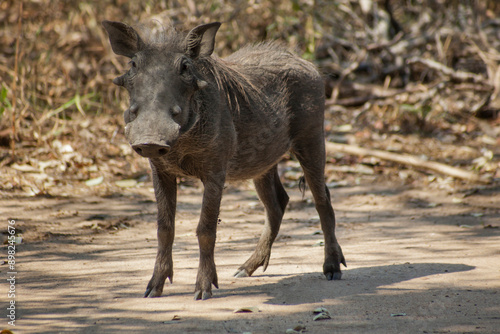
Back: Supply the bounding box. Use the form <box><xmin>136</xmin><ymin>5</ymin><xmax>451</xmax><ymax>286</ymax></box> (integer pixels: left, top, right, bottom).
<box><xmin>1</xmin><ymin>180</ymin><xmax>499</xmax><ymax>333</ymax></box>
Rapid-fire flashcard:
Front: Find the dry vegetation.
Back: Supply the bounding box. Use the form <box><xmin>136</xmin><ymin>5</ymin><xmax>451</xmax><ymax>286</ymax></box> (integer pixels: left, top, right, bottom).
<box><xmin>0</xmin><ymin>0</ymin><xmax>499</xmax><ymax>197</ymax></box>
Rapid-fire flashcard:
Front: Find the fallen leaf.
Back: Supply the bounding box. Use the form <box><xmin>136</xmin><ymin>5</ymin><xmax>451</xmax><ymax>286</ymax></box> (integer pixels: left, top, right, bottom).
<box><xmin>313</xmin><ymin>307</ymin><xmax>329</xmax><ymax>314</ymax></box>
<box><xmin>335</xmin><ymin>124</ymin><xmax>353</xmax><ymax>132</ymax></box>
<box><xmin>115</xmin><ymin>179</ymin><xmax>137</xmax><ymax>188</ymax></box>
<box><xmin>11</xmin><ymin>163</ymin><xmax>39</xmax><ymax>172</ymax></box>
<box><xmin>162</xmin><ymin>314</ymin><xmax>182</xmax><ymax>324</ymax></box>
<box><xmin>23</xmin><ymin>186</ymin><xmax>42</xmax><ymax>197</ymax></box>
<box><xmin>85</xmin><ymin>176</ymin><xmax>103</xmax><ymax>186</ymax></box>
<box><xmin>390</xmin><ymin>313</ymin><xmax>407</xmax><ymax>317</ymax></box>
<box><xmin>483</xmin><ymin>224</ymin><xmax>498</xmax><ymax>229</ymax></box>
<box><xmin>59</xmin><ymin>143</ymin><xmax>74</xmax><ymax>154</ymax></box>
<box><xmin>313</xmin><ymin>307</ymin><xmax>331</xmax><ymax>321</ymax></box>
<box><xmin>234</xmin><ymin>306</ymin><xmax>260</xmax><ymax>313</ymax></box>
<box><xmin>313</xmin><ymin>312</ymin><xmax>331</xmax><ymax>321</ymax></box>
<box><xmin>286</xmin><ymin>325</ymin><xmax>307</xmax><ymax>333</ymax></box>
<box><xmin>89</xmin><ymin>222</ymin><xmax>100</xmax><ymax>230</ymax></box>
<box><xmin>312</xmin><ymin>241</ymin><xmax>324</xmax><ymax>247</ymax></box>
<box><xmin>481</xmin><ymin>135</ymin><xmax>496</xmax><ymax>145</ymax></box>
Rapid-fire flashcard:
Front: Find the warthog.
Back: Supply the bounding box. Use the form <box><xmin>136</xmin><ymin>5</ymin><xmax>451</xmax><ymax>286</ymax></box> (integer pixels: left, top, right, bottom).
<box><xmin>102</xmin><ymin>20</ymin><xmax>346</xmax><ymax>300</ymax></box>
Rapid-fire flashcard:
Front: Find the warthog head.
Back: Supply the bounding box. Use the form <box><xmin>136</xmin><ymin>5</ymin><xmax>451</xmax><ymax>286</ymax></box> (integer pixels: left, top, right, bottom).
<box><xmin>103</xmin><ymin>20</ymin><xmax>221</xmax><ymax>158</ymax></box>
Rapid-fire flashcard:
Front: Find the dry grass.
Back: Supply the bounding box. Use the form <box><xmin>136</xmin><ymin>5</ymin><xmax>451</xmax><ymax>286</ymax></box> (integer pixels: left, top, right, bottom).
<box><xmin>0</xmin><ymin>0</ymin><xmax>498</xmax><ymax>195</ymax></box>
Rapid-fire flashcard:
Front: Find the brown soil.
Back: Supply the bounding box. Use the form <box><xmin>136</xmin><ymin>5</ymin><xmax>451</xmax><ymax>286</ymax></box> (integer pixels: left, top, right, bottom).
<box><xmin>1</xmin><ymin>179</ymin><xmax>499</xmax><ymax>334</ymax></box>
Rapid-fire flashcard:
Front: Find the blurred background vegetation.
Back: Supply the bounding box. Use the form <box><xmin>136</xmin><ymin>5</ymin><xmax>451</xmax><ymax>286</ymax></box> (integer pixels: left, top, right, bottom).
<box><xmin>0</xmin><ymin>0</ymin><xmax>499</xmax><ymax>195</ymax></box>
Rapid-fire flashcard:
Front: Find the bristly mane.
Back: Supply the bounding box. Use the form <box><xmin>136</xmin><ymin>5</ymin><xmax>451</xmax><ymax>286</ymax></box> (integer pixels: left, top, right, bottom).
<box><xmin>198</xmin><ymin>56</ymin><xmax>267</xmax><ymax>115</ymax></box>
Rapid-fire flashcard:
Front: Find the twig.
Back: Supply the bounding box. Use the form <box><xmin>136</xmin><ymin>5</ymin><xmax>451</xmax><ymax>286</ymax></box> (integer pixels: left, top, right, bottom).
<box><xmin>329</xmin><ymin>49</ymin><xmax>367</xmax><ymax>102</ymax></box>
<box><xmin>454</xmin><ymin>83</ymin><xmax>494</xmax><ymax>92</ymax></box>
<box><xmin>327</xmin><ymin>84</ymin><xmax>419</xmax><ymax>107</ymax></box>
<box><xmin>328</xmin><ymin>94</ymin><xmax>376</xmax><ymax>107</ymax></box>
<box><xmin>325</xmin><ymin>141</ymin><xmax>491</xmax><ymax>184</ymax></box>
<box><xmin>389</xmin><ymin>35</ymin><xmax>433</xmax><ymax>55</ymax></box>
<box><xmin>366</xmin><ymin>31</ymin><xmax>404</xmax><ymax>51</ymax></box>
<box><xmin>11</xmin><ymin>1</ymin><xmax>23</xmax><ymax>159</ymax></box>
<box><xmin>407</xmin><ymin>57</ymin><xmax>487</xmax><ymax>84</ymax></box>
<box><xmin>469</xmin><ymin>36</ymin><xmax>500</xmax><ymax>103</ymax></box>
<box><xmin>470</xmin><ymin>94</ymin><xmax>491</xmax><ymax>115</ymax></box>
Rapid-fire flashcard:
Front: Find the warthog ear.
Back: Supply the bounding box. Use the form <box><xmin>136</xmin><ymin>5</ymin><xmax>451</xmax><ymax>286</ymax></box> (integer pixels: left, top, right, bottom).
<box><xmin>185</xmin><ymin>22</ymin><xmax>221</xmax><ymax>58</ymax></box>
<box><xmin>102</xmin><ymin>20</ymin><xmax>144</xmax><ymax>58</ymax></box>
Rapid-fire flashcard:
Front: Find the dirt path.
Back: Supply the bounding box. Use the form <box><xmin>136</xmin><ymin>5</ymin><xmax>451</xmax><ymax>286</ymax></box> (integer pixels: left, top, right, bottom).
<box><xmin>1</xmin><ymin>181</ymin><xmax>499</xmax><ymax>333</ymax></box>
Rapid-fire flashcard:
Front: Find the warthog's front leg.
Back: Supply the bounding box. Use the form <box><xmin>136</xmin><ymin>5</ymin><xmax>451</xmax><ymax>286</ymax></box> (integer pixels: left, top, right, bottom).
<box><xmin>145</xmin><ymin>165</ymin><xmax>177</xmax><ymax>298</ymax></box>
<box><xmin>194</xmin><ymin>172</ymin><xmax>225</xmax><ymax>300</ymax></box>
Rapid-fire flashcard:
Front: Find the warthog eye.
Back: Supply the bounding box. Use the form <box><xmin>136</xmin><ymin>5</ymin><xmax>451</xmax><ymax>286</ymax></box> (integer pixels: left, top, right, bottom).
<box><xmin>128</xmin><ymin>59</ymin><xmax>138</xmax><ymax>77</ymax></box>
<box><xmin>181</xmin><ymin>62</ymin><xmax>188</xmax><ymax>72</ymax></box>
<box><xmin>179</xmin><ymin>57</ymin><xmax>192</xmax><ymax>75</ymax></box>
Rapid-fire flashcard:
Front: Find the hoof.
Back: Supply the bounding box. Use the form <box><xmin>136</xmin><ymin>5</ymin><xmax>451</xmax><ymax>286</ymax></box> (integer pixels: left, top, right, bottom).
<box><xmin>194</xmin><ymin>290</ymin><xmax>212</xmax><ymax>300</ymax></box>
<box><xmin>144</xmin><ymin>287</ymin><xmax>163</xmax><ymax>298</ymax></box>
<box><xmin>325</xmin><ymin>271</ymin><xmax>342</xmax><ymax>281</ymax></box>
<box><xmin>233</xmin><ymin>269</ymin><xmax>249</xmax><ymax>278</ymax></box>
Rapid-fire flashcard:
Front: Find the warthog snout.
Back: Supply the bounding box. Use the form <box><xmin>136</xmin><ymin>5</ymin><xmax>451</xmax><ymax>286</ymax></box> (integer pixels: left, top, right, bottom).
<box><xmin>132</xmin><ymin>142</ymin><xmax>170</xmax><ymax>158</ymax></box>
